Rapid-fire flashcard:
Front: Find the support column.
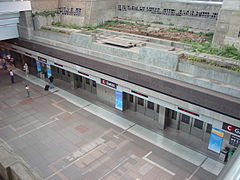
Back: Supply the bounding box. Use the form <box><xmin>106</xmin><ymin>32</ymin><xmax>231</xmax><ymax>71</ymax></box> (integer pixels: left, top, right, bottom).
<box><xmin>18</xmin><ymin>11</ymin><xmax>33</xmax><ymax>40</ymax></box>
<box><xmin>70</xmin><ymin>72</ymin><xmax>76</xmax><ymax>90</ymax></box>
<box><xmin>158</xmin><ymin>106</ymin><xmax>166</xmax><ymax>130</ymax></box>
<box><xmin>212</xmin><ymin>0</ymin><xmax>240</xmax><ymax>50</ymax></box>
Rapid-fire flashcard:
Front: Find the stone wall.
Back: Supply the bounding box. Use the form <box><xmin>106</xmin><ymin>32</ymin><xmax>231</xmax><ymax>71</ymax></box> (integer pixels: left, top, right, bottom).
<box><xmin>116</xmin><ymin>0</ymin><xmax>221</xmax><ymax>31</ymax></box>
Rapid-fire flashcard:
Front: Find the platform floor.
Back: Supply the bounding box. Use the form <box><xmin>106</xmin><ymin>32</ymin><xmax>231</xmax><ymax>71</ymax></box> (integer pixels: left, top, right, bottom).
<box><xmin>0</xmin><ymin>68</ymin><xmax>224</xmax><ymax>180</ymax></box>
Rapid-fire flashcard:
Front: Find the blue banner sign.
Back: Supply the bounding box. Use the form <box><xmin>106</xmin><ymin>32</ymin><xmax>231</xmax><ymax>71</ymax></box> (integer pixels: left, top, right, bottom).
<box><xmin>46</xmin><ymin>64</ymin><xmax>52</xmax><ymax>78</ymax></box>
<box><xmin>115</xmin><ymin>90</ymin><xmax>123</xmax><ymax>111</ymax></box>
<box><xmin>36</xmin><ymin>60</ymin><xmax>41</xmax><ymax>72</ymax></box>
<box><xmin>208</xmin><ymin>128</ymin><xmax>224</xmax><ymax>153</ymax></box>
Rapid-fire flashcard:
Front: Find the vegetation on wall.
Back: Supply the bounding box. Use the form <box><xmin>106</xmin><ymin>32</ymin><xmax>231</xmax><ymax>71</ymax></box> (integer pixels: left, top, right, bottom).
<box><xmin>52</xmin><ymin>22</ymin><xmax>81</xmax><ymax>29</ymax></box>
<box><xmin>50</xmin><ymin>20</ymin><xmax>240</xmax><ymax>61</ymax></box>
<box><xmin>51</xmin><ymin>20</ymin><xmax>149</xmax><ymax>31</ymax></box>
<box><xmin>33</xmin><ymin>10</ymin><xmax>59</xmax><ymax>17</ymax></box>
<box><xmin>185</xmin><ymin>56</ymin><xmax>240</xmax><ymax>72</ymax></box>
<box><xmin>181</xmin><ymin>33</ymin><xmax>240</xmax><ymax>60</ymax></box>
<box><xmin>41</xmin><ymin>27</ymin><xmax>70</xmax><ymax>34</ymax></box>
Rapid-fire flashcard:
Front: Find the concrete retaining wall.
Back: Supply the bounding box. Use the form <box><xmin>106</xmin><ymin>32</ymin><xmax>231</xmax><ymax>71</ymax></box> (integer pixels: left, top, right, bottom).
<box><xmin>178</xmin><ymin>60</ymin><xmax>240</xmax><ymax>87</ymax></box>
<box><xmin>31</xmin><ymin>30</ymin><xmax>240</xmax><ymax>98</ymax></box>
<box><xmin>139</xmin><ymin>47</ymin><xmax>180</xmax><ymax>70</ymax></box>
<box><xmin>30</xmin><ymin>0</ymin><xmax>221</xmax><ymax>29</ymax></box>
<box><xmin>116</xmin><ymin>0</ymin><xmax>221</xmax><ymax>31</ymax></box>
<box><xmin>33</xmin><ymin>15</ymin><xmax>61</xmax><ymax>30</ymax></box>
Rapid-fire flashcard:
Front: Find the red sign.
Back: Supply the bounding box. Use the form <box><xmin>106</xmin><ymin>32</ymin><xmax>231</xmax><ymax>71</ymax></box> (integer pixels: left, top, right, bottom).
<box><xmin>101</xmin><ymin>79</ymin><xmax>117</xmax><ymax>89</ymax></box>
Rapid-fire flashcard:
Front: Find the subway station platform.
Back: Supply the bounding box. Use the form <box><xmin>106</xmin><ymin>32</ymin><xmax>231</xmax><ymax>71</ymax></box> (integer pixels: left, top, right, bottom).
<box><xmin>0</xmin><ymin>68</ymin><xmax>224</xmax><ymax>180</ymax></box>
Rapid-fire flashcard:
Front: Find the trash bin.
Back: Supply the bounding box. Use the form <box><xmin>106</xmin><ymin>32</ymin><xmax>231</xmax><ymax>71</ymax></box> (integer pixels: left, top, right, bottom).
<box><xmin>219</xmin><ymin>150</ymin><xmax>228</xmax><ymax>162</ymax></box>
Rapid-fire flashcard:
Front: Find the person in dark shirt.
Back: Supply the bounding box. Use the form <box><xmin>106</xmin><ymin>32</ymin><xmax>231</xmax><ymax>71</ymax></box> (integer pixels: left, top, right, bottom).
<box><xmin>49</xmin><ymin>76</ymin><xmax>54</xmax><ymax>88</ymax></box>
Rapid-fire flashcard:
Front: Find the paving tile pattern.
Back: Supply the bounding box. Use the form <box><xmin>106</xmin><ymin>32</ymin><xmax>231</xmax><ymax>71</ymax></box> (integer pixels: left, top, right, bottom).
<box><xmin>0</xmin><ymin>70</ymin><xmax>218</xmax><ymax>180</ymax></box>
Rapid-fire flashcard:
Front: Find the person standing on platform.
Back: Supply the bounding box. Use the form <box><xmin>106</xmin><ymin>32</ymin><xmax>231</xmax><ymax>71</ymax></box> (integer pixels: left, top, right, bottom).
<box><xmin>25</xmin><ymin>85</ymin><xmax>30</xmax><ymax>97</ymax></box>
<box><xmin>10</xmin><ymin>57</ymin><xmax>15</xmax><ymax>67</ymax></box>
<box><xmin>23</xmin><ymin>63</ymin><xmax>29</xmax><ymax>77</ymax></box>
<box><xmin>49</xmin><ymin>76</ymin><xmax>54</xmax><ymax>89</ymax></box>
<box><xmin>9</xmin><ymin>69</ymin><xmax>14</xmax><ymax>83</ymax></box>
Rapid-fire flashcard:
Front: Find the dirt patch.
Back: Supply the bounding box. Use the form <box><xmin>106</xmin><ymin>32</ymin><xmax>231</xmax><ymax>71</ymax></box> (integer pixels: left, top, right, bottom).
<box><xmin>105</xmin><ymin>23</ymin><xmax>208</xmax><ymax>42</ymax></box>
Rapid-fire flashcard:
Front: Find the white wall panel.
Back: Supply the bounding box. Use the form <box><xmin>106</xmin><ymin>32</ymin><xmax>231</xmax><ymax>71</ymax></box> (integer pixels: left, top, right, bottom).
<box><xmin>0</xmin><ymin>18</ymin><xmax>19</xmax><ymax>25</ymax></box>
<box><xmin>0</xmin><ymin>1</ymin><xmax>31</xmax><ymax>13</ymax></box>
<box><xmin>0</xmin><ymin>24</ymin><xmax>18</xmax><ymax>40</ymax></box>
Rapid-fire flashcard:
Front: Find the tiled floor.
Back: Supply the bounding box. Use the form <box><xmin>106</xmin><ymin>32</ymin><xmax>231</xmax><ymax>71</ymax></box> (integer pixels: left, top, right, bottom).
<box><xmin>0</xmin><ymin>68</ymin><xmax>224</xmax><ymax>180</ymax></box>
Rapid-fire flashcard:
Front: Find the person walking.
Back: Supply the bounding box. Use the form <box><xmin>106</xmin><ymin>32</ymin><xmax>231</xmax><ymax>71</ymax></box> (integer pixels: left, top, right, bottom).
<box><xmin>23</xmin><ymin>63</ymin><xmax>29</xmax><ymax>77</ymax></box>
<box><xmin>9</xmin><ymin>69</ymin><xmax>14</xmax><ymax>83</ymax></box>
<box><xmin>25</xmin><ymin>85</ymin><xmax>30</xmax><ymax>97</ymax></box>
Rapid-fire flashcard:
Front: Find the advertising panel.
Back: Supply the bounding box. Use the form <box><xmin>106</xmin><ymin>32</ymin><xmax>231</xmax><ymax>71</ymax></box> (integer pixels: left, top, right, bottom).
<box><xmin>208</xmin><ymin>128</ymin><xmax>224</xmax><ymax>153</ymax></box>
<box><xmin>115</xmin><ymin>90</ymin><xmax>123</xmax><ymax>111</ymax></box>
<box><xmin>36</xmin><ymin>60</ymin><xmax>41</xmax><ymax>72</ymax></box>
<box><xmin>46</xmin><ymin>64</ymin><xmax>52</xmax><ymax>78</ymax></box>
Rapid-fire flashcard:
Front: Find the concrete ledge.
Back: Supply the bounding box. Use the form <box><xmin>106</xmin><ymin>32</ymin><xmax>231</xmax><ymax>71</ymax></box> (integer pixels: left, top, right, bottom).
<box><xmin>9</xmin><ymin>162</ymin><xmax>42</xmax><ymax>180</ymax></box>
<box><xmin>0</xmin><ymin>145</ymin><xmax>42</xmax><ymax>180</ymax></box>
<box><xmin>0</xmin><ymin>146</ymin><xmax>18</xmax><ymax>180</ymax></box>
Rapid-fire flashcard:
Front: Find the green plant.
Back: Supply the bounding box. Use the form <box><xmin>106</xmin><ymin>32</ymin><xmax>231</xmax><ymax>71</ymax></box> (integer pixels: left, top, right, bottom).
<box><xmin>181</xmin><ymin>35</ymin><xmax>240</xmax><ymax>60</ymax></box>
<box><xmin>186</xmin><ymin>56</ymin><xmax>206</xmax><ymax>63</ymax></box>
<box><xmin>164</xmin><ymin>26</ymin><xmax>190</xmax><ymax>33</ymax></box>
<box><xmin>41</xmin><ymin>27</ymin><xmax>70</xmax><ymax>34</ymax></box>
<box><xmin>228</xmin><ymin>66</ymin><xmax>240</xmax><ymax>72</ymax></box>
<box><xmin>52</xmin><ymin>22</ymin><xmax>81</xmax><ymax>30</ymax></box>
<box><xmin>208</xmin><ymin>61</ymin><xmax>219</xmax><ymax>66</ymax></box>
<box><xmin>153</xmin><ymin>21</ymin><xmax>164</xmax><ymax>24</ymax></box>
<box><xmin>33</xmin><ymin>10</ymin><xmax>59</xmax><ymax>17</ymax></box>
<box><xmin>82</xmin><ymin>25</ymin><xmax>97</xmax><ymax>31</ymax></box>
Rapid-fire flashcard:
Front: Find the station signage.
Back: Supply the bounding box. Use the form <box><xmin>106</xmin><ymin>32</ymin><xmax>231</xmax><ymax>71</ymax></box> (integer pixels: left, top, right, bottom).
<box><xmin>38</xmin><ymin>56</ymin><xmax>47</xmax><ymax>64</ymax></box>
<box><xmin>229</xmin><ymin>135</ymin><xmax>240</xmax><ymax>147</ymax></box>
<box><xmin>222</xmin><ymin>123</ymin><xmax>240</xmax><ymax>136</ymax></box>
<box><xmin>101</xmin><ymin>79</ymin><xmax>117</xmax><ymax>89</ymax></box>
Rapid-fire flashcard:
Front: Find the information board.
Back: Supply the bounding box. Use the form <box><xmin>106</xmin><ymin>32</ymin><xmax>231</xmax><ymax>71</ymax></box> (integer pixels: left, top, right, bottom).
<box><xmin>229</xmin><ymin>135</ymin><xmax>240</xmax><ymax>147</ymax></box>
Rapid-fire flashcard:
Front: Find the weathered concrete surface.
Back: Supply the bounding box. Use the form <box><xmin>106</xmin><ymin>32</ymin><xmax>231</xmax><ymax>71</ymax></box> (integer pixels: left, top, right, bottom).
<box><xmin>0</xmin><ymin>139</ymin><xmax>42</xmax><ymax>180</ymax></box>
<box><xmin>30</xmin><ymin>0</ymin><xmax>221</xmax><ymax>29</ymax></box>
<box><xmin>116</xmin><ymin>0</ymin><xmax>221</xmax><ymax>31</ymax></box>
<box><xmin>9</xmin><ymin>162</ymin><xmax>42</xmax><ymax>180</ymax></box>
<box><xmin>30</xmin><ymin>0</ymin><xmax>58</xmax><ymax>12</ymax></box>
<box><xmin>0</xmin><ymin>145</ymin><xmax>19</xmax><ymax>180</ymax></box>
<box><xmin>18</xmin><ymin>11</ymin><xmax>34</xmax><ymax>40</ymax></box>
<box><xmin>213</xmin><ymin>0</ymin><xmax>240</xmax><ymax>49</ymax></box>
